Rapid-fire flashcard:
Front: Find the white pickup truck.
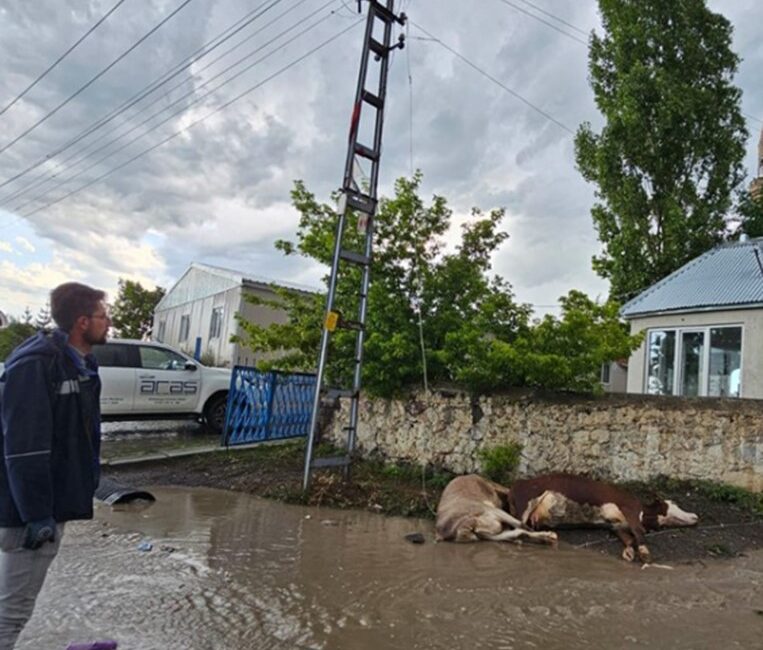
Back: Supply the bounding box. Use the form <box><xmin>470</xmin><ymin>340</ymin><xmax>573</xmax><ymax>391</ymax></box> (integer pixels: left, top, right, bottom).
<box><xmin>92</xmin><ymin>339</ymin><xmax>232</xmax><ymax>434</ymax></box>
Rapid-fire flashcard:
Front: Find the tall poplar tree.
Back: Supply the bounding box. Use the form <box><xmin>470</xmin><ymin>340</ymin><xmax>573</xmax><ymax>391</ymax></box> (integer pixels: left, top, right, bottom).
<box><xmin>575</xmin><ymin>0</ymin><xmax>747</xmax><ymax>301</ymax></box>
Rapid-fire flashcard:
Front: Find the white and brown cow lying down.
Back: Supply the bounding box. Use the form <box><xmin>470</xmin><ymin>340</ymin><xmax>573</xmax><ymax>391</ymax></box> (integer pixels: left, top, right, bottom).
<box><xmin>435</xmin><ymin>474</ymin><xmax>557</xmax><ymax>545</ymax></box>
<box><xmin>507</xmin><ymin>473</ymin><xmax>699</xmax><ymax>562</ymax></box>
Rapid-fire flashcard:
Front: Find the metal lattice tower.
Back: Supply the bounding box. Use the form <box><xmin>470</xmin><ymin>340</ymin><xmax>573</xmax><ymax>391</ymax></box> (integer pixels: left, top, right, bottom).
<box><xmin>303</xmin><ymin>0</ymin><xmax>405</xmax><ymax>491</ymax></box>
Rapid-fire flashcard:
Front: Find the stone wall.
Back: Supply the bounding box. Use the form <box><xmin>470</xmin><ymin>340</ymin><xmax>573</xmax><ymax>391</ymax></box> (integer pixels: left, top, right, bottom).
<box><xmin>324</xmin><ymin>389</ymin><xmax>763</xmax><ymax>491</ymax></box>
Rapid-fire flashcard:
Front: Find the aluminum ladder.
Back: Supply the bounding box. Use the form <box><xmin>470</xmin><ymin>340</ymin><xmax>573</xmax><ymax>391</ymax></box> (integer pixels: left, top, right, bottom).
<box><xmin>302</xmin><ymin>0</ymin><xmax>405</xmax><ymax>491</ymax></box>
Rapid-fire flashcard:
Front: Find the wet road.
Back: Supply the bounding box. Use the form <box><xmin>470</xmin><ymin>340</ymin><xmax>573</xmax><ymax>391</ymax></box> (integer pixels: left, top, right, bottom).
<box><xmin>18</xmin><ymin>487</ymin><xmax>763</xmax><ymax>649</ymax></box>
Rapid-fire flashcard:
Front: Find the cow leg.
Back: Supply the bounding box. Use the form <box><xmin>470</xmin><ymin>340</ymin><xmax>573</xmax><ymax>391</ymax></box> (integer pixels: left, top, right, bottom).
<box><xmin>614</xmin><ymin>529</ymin><xmax>637</xmax><ymax>562</ymax></box>
<box><xmin>474</xmin><ymin>510</ymin><xmax>557</xmax><ymax>544</ymax></box>
<box><xmin>622</xmin><ymin>514</ymin><xmax>651</xmax><ymax>563</ymax></box>
<box><xmin>493</xmin><ymin>507</ymin><xmax>526</xmax><ymax>530</ymax></box>
<box><xmin>483</xmin><ymin>528</ymin><xmax>558</xmax><ymax>544</ymax></box>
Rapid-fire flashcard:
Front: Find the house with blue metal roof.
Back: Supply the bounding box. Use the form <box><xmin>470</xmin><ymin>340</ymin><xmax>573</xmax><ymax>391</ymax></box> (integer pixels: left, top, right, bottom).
<box><xmin>621</xmin><ymin>236</ymin><xmax>763</xmax><ymax>399</ymax></box>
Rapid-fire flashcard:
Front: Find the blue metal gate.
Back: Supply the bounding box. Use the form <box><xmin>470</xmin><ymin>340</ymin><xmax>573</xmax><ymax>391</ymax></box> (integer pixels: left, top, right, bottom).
<box><xmin>222</xmin><ymin>367</ymin><xmax>317</xmax><ymax>446</ymax></box>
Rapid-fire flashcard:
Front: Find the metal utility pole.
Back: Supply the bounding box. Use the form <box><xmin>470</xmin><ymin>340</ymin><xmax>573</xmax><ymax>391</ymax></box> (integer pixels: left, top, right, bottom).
<box><xmin>303</xmin><ymin>0</ymin><xmax>405</xmax><ymax>491</ymax></box>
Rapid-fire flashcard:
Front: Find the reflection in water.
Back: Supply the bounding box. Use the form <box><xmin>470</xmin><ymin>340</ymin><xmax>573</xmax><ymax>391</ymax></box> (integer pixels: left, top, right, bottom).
<box><xmin>17</xmin><ymin>487</ymin><xmax>763</xmax><ymax>650</ymax></box>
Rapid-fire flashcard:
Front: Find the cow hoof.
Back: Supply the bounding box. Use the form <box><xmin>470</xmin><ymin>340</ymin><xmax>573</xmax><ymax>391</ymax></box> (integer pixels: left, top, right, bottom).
<box><xmin>622</xmin><ymin>546</ymin><xmax>636</xmax><ymax>562</ymax></box>
<box><xmin>637</xmin><ymin>545</ymin><xmax>651</xmax><ymax>563</ymax></box>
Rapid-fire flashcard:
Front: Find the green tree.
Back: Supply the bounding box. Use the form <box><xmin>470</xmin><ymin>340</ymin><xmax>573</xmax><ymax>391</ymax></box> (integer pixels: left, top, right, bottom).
<box><xmin>575</xmin><ymin>0</ymin><xmax>747</xmax><ymax>301</ymax></box>
<box><xmin>111</xmin><ymin>279</ymin><xmax>166</xmax><ymax>340</ymax></box>
<box><xmin>444</xmin><ymin>290</ymin><xmax>642</xmax><ymax>393</ymax></box>
<box><xmin>236</xmin><ymin>175</ymin><xmax>641</xmax><ymax>395</ymax></box>
<box><xmin>0</xmin><ymin>322</ymin><xmax>37</xmax><ymax>361</ymax></box>
<box><xmin>35</xmin><ymin>302</ymin><xmax>52</xmax><ymax>332</ymax></box>
<box><xmin>235</xmin><ymin>173</ymin><xmax>531</xmax><ymax>396</ymax></box>
<box><xmin>734</xmin><ymin>190</ymin><xmax>763</xmax><ymax>239</ymax></box>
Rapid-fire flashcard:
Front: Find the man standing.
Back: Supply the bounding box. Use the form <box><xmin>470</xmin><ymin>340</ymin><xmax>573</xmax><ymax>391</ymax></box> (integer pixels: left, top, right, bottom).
<box><xmin>0</xmin><ymin>283</ymin><xmax>109</xmax><ymax>649</ymax></box>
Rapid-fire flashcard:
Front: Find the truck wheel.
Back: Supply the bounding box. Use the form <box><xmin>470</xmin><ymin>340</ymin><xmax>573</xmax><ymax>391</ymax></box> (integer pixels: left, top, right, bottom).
<box><xmin>203</xmin><ymin>394</ymin><xmax>228</xmax><ymax>436</ymax></box>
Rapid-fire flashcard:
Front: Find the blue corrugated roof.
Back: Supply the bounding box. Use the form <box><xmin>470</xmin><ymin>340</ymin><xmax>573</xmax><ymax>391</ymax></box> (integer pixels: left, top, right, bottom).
<box><xmin>621</xmin><ymin>238</ymin><xmax>763</xmax><ymax>318</ymax></box>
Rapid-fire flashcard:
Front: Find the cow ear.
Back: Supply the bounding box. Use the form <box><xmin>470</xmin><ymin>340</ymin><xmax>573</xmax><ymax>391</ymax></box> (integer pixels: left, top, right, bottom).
<box><xmin>645</xmin><ymin>498</ymin><xmax>667</xmax><ymax>515</ymax></box>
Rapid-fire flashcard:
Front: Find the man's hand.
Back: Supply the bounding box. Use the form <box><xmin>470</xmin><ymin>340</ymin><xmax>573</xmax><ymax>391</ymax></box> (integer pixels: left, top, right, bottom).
<box><xmin>22</xmin><ymin>516</ymin><xmax>57</xmax><ymax>550</ymax></box>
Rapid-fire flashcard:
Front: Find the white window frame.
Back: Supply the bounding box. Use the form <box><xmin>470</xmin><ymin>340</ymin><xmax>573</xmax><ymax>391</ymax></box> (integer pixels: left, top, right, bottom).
<box><xmin>179</xmin><ymin>314</ymin><xmax>190</xmax><ymax>342</ymax></box>
<box><xmin>643</xmin><ymin>324</ymin><xmax>743</xmax><ymax>397</ymax></box>
<box><xmin>209</xmin><ymin>306</ymin><xmax>223</xmax><ymax>340</ymax></box>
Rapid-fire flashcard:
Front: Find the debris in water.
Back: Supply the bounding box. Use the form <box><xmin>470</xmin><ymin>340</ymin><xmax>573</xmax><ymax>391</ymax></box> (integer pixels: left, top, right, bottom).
<box><xmin>405</xmin><ymin>532</ymin><xmax>426</xmax><ymax>544</ymax></box>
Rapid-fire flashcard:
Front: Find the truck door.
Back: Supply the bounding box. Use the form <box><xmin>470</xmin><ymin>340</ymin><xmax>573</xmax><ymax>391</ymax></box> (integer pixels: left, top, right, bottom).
<box><xmin>92</xmin><ymin>342</ymin><xmax>137</xmax><ymax>415</ymax></box>
<box><xmin>134</xmin><ymin>345</ymin><xmax>200</xmax><ymax>413</ymax></box>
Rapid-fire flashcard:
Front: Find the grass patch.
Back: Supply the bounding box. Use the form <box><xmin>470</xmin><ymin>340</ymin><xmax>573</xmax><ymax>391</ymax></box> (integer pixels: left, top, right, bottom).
<box><xmin>478</xmin><ymin>443</ymin><xmax>522</xmax><ymax>484</ymax></box>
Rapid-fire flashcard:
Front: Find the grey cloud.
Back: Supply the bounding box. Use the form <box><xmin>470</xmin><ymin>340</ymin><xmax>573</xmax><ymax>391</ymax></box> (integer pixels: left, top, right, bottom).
<box><xmin>1</xmin><ymin>0</ymin><xmax>761</xmax><ymax>317</ymax></box>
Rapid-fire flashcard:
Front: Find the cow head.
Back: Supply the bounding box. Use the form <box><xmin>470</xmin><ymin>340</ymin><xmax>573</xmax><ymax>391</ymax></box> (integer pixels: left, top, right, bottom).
<box><xmin>642</xmin><ymin>499</ymin><xmax>699</xmax><ymax>530</ymax></box>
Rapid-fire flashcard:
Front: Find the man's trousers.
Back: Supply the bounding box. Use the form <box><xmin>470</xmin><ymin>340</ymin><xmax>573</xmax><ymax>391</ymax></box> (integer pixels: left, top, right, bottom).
<box><xmin>0</xmin><ymin>524</ymin><xmax>64</xmax><ymax>650</ymax></box>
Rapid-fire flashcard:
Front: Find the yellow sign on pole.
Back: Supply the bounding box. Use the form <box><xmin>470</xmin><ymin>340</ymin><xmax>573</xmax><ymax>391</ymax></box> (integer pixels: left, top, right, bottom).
<box><xmin>325</xmin><ymin>311</ymin><xmax>340</xmax><ymax>332</ymax></box>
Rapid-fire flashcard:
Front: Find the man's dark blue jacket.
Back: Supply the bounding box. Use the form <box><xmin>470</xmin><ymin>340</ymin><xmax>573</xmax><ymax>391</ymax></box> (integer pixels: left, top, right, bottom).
<box><xmin>0</xmin><ymin>330</ymin><xmax>101</xmax><ymax>527</ymax></box>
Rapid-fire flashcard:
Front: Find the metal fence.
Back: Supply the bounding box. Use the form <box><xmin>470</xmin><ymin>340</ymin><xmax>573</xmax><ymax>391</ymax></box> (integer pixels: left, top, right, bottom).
<box><xmin>222</xmin><ymin>367</ymin><xmax>317</xmax><ymax>446</ymax></box>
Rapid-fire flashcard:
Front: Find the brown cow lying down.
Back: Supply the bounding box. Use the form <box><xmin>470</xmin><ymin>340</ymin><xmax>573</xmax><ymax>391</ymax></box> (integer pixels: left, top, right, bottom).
<box><xmin>435</xmin><ymin>474</ymin><xmax>558</xmax><ymax>544</ymax></box>
<box><xmin>508</xmin><ymin>473</ymin><xmax>699</xmax><ymax>562</ymax></box>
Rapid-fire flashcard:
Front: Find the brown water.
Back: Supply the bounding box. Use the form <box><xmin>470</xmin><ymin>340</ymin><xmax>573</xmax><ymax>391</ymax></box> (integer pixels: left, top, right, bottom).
<box><xmin>18</xmin><ymin>487</ymin><xmax>763</xmax><ymax>649</ymax></box>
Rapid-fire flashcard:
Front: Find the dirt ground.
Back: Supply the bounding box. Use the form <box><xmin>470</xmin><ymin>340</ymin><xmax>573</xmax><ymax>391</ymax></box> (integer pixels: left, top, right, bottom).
<box><xmin>106</xmin><ymin>440</ymin><xmax>763</xmax><ymax>564</ymax></box>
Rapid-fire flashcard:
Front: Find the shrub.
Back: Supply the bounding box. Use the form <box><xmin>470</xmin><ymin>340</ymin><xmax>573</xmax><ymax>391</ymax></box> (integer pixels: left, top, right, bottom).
<box><xmin>478</xmin><ymin>443</ymin><xmax>522</xmax><ymax>485</ymax></box>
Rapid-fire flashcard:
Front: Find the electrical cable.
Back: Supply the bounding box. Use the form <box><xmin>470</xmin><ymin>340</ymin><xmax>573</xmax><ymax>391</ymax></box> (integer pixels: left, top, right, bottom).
<box><xmin>0</xmin><ymin>0</ymin><xmax>288</xmax><ymax>194</ymax></box>
<box><xmin>405</xmin><ymin>17</ymin><xmax>414</xmax><ymax>177</ymax></box>
<box><xmin>12</xmin><ymin>4</ymin><xmax>338</xmax><ymax>213</ymax></box>
<box><xmin>496</xmin><ymin>0</ymin><xmax>586</xmax><ymax>45</ymax></box>
<box><xmin>410</xmin><ymin>20</ymin><xmax>574</xmax><ymax>135</ymax></box>
<box><xmin>514</xmin><ymin>0</ymin><xmax>588</xmax><ymax>36</ymax></box>
<box><xmin>19</xmin><ymin>19</ymin><xmax>363</xmax><ymax>220</ymax></box>
<box><xmin>2</xmin><ymin>0</ymin><xmax>324</xmax><ymax>207</ymax></box>
<box><xmin>0</xmin><ymin>0</ymin><xmax>196</xmax><ymax>157</ymax></box>
<box><xmin>0</xmin><ymin>0</ymin><xmax>129</xmax><ymax>117</ymax></box>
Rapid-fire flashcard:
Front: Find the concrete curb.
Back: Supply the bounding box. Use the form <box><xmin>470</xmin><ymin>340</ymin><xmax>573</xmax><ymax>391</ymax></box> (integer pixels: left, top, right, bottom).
<box><xmin>101</xmin><ymin>439</ymin><xmax>291</xmax><ymax>468</ymax></box>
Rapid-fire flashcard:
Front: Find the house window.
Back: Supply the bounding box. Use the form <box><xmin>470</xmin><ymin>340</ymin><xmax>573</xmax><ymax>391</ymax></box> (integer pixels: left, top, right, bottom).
<box><xmin>179</xmin><ymin>315</ymin><xmax>190</xmax><ymax>342</ymax></box>
<box><xmin>645</xmin><ymin>326</ymin><xmax>741</xmax><ymax>397</ymax></box>
<box><xmin>209</xmin><ymin>307</ymin><xmax>223</xmax><ymax>340</ymax></box>
<box><xmin>646</xmin><ymin>330</ymin><xmax>676</xmax><ymax>395</ymax></box>
<box><xmin>708</xmin><ymin>327</ymin><xmax>742</xmax><ymax>397</ymax></box>
<box><xmin>600</xmin><ymin>362</ymin><xmax>611</xmax><ymax>384</ymax></box>
<box><xmin>156</xmin><ymin>320</ymin><xmax>166</xmax><ymax>342</ymax></box>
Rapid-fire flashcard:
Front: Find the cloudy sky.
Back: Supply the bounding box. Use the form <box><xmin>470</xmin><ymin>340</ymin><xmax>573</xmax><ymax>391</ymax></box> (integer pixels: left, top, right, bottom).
<box><xmin>0</xmin><ymin>0</ymin><xmax>761</xmax><ymax>321</ymax></box>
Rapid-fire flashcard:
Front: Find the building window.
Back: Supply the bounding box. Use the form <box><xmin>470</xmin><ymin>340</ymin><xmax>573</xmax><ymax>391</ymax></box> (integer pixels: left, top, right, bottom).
<box><xmin>179</xmin><ymin>315</ymin><xmax>190</xmax><ymax>342</ymax></box>
<box><xmin>708</xmin><ymin>327</ymin><xmax>742</xmax><ymax>397</ymax></box>
<box><xmin>600</xmin><ymin>362</ymin><xmax>611</xmax><ymax>384</ymax></box>
<box><xmin>645</xmin><ymin>326</ymin><xmax>741</xmax><ymax>397</ymax></box>
<box><xmin>209</xmin><ymin>306</ymin><xmax>223</xmax><ymax>340</ymax></box>
<box><xmin>156</xmin><ymin>320</ymin><xmax>166</xmax><ymax>342</ymax></box>
<box><xmin>646</xmin><ymin>330</ymin><xmax>676</xmax><ymax>395</ymax></box>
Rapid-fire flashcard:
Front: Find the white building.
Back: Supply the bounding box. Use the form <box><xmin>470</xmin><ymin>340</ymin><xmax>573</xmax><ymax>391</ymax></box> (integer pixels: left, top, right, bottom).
<box><xmin>621</xmin><ymin>237</ymin><xmax>763</xmax><ymax>399</ymax></box>
<box><xmin>153</xmin><ymin>262</ymin><xmax>318</xmax><ymax>368</ymax></box>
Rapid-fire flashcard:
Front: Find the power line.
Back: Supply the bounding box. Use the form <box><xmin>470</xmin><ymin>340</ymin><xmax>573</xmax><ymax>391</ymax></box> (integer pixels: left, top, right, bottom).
<box><xmin>2</xmin><ymin>0</ymin><xmax>320</xmax><ymax>206</ymax></box>
<box><xmin>514</xmin><ymin>0</ymin><xmax>588</xmax><ymax>36</ymax></box>
<box><xmin>0</xmin><ymin>0</ymin><xmax>289</xmax><ymax>194</ymax></box>
<box><xmin>20</xmin><ymin>19</ymin><xmax>363</xmax><ymax>220</ymax></box>
<box><xmin>410</xmin><ymin>21</ymin><xmax>574</xmax><ymax>135</ymax></box>
<box><xmin>405</xmin><ymin>19</ymin><xmax>414</xmax><ymax>177</ymax></box>
<box><xmin>496</xmin><ymin>0</ymin><xmax>586</xmax><ymax>46</ymax></box>
<box><xmin>0</xmin><ymin>0</ymin><xmax>196</xmax><ymax>157</ymax></box>
<box><xmin>0</xmin><ymin>0</ymin><xmax>129</xmax><ymax>118</ymax></box>
<box><xmin>11</xmin><ymin>4</ymin><xmax>338</xmax><ymax>213</ymax></box>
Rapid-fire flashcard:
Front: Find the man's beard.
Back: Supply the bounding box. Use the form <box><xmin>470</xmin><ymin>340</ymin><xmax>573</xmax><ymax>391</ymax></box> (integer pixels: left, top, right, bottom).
<box><xmin>84</xmin><ymin>330</ymin><xmax>108</xmax><ymax>346</ymax></box>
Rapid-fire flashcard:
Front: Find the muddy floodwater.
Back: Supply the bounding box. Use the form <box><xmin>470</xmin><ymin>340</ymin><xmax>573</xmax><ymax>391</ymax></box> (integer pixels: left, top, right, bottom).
<box><xmin>17</xmin><ymin>487</ymin><xmax>763</xmax><ymax>649</ymax></box>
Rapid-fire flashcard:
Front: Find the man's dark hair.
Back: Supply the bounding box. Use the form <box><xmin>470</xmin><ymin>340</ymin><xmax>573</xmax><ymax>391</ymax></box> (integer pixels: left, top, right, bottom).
<box><xmin>50</xmin><ymin>282</ymin><xmax>106</xmax><ymax>332</ymax></box>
